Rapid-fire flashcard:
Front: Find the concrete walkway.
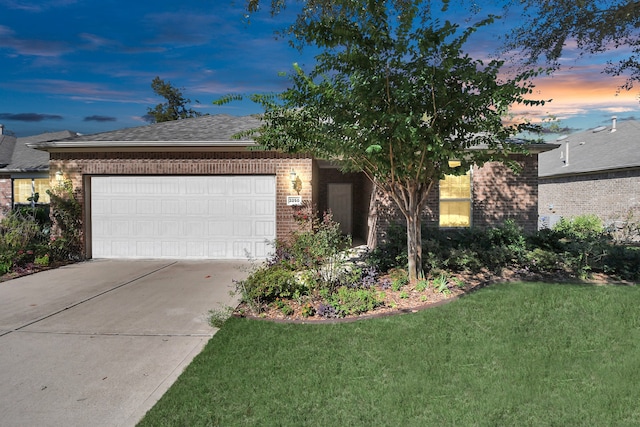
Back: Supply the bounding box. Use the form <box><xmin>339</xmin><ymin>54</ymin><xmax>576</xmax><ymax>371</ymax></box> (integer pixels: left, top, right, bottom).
<box><xmin>0</xmin><ymin>259</ymin><xmax>248</xmax><ymax>427</ymax></box>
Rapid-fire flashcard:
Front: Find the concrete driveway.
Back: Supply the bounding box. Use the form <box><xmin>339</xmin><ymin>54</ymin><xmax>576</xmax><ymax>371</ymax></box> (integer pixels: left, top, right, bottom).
<box><xmin>0</xmin><ymin>259</ymin><xmax>248</xmax><ymax>427</ymax></box>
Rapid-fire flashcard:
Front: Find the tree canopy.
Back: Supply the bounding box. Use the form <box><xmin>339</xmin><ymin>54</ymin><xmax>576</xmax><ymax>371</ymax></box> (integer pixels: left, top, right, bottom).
<box><xmin>244</xmin><ymin>0</ymin><xmax>640</xmax><ymax>88</ymax></box>
<box><xmin>228</xmin><ymin>1</ymin><xmax>546</xmax><ymax>280</ymax></box>
<box><xmin>146</xmin><ymin>76</ymin><xmax>203</xmax><ymax>123</ymax></box>
<box><xmin>504</xmin><ymin>0</ymin><xmax>640</xmax><ymax>89</ymax></box>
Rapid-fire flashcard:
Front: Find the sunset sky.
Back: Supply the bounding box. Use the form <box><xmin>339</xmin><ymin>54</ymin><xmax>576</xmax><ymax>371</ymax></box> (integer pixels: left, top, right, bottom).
<box><xmin>1</xmin><ymin>0</ymin><xmax>638</xmax><ymax>139</ymax></box>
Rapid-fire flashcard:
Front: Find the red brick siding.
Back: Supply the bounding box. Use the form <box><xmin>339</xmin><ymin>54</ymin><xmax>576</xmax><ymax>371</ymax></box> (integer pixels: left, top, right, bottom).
<box><xmin>539</xmin><ymin>168</ymin><xmax>640</xmax><ymax>223</ymax></box>
<box><xmin>50</xmin><ymin>151</ymin><xmax>314</xmax><ymax>256</ymax></box>
<box><xmin>374</xmin><ymin>154</ymin><xmax>540</xmax><ymax>242</ymax></box>
<box><xmin>472</xmin><ymin>154</ymin><xmax>539</xmax><ymax>233</ymax></box>
<box><xmin>0</xmin><ymin>174</ymin><xmax>12</xmax><ymax>216</ymax></box>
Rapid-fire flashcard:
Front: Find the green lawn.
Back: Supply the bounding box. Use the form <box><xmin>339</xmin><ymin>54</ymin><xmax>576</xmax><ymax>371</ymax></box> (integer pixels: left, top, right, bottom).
<box><xmin>139</xmin><ymin>282</ymin><xmax>640</xmax><ymax>426</ymax></box>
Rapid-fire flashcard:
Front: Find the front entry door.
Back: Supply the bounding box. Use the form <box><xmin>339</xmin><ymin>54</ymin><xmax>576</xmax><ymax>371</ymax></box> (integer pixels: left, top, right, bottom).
<box><xmin>327</xmin><ymin>183</ymin><xmax>352</xmax><ymax>235</ymax></box>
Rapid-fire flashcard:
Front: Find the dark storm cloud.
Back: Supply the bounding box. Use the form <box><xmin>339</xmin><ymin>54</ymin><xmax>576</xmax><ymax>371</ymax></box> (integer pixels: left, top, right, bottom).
<box><xmin>84</xmin><ymin>115</ymin><xmax>116</xmax><ymax>122</ymax></box>
<box><xmin>0</xmin><ymin>112</ymin><xmax>63</xmax><ymax>122</ymax></box>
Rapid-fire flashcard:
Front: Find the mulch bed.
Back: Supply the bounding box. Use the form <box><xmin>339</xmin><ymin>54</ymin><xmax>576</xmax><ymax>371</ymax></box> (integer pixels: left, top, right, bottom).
<box><xmin>234</xmin><ymin>268</ymin><xmax>633</xmax><ymax>324</ymax></box>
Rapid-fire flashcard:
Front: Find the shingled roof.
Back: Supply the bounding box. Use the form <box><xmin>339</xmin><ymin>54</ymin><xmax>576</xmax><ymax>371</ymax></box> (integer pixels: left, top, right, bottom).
<box><xmin>29</xmin><ymin>114</ymin><xmax>263</xmax><ymax>152</ymax></box>
<box><xmin>0</xmin><ymin>130</ymin><xmax>77</xmax><ymax>172</ymax></box>
<box><xmin>539</xmin><ymin>119</ymin><xmax>640</xmax><ymax>178</ymax></box>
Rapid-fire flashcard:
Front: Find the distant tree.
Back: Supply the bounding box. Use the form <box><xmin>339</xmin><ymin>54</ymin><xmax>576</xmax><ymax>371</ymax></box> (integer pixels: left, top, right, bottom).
<box><xmin>146</xmin><ymin>76</ymin><xmax>203</xmax><ymax>123</ymax></box>
<box><xmin>223</xmin><ymin>1</ymin><xmax>546</xmax><ymax>281</ymax></box>
<box><xmin>504</xmin><ymin>0</ymin><xmax>640</xmax><ymax>89</ymax></box>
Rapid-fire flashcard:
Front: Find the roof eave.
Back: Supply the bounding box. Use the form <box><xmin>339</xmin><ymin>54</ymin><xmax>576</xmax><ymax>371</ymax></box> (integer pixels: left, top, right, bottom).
<box><xmin>27</xmin><ymin>140</ymin><xmax>258</xmax><ymax>153</ymax></box>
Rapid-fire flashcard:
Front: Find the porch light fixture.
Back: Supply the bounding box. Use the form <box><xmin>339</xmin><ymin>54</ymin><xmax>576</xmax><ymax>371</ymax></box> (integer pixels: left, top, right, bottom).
<box><xmin>290</xmin><ymin>168</ymin><xmax>302</xmax><ymax>195</ymax></box>
<box><xmin>55</xmin><ymin>170</ymin><xmax>63</xmax><ymax>182</ymax></box>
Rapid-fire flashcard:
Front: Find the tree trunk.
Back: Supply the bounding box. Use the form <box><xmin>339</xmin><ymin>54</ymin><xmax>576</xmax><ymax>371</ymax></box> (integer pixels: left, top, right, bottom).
<box><xmin>381</xmin><ymin>179</ymin><xmax>432</xmax><ymax>282</ymax></box>
<box><xmin>366</xmin><ymin>183</ymin><xmax>378</xmax><ymax>249</ymax></box>
<box><xmin>405</xmin><ymin>209</ymin><xmax>423</xmax><ymax>282</ymax></box>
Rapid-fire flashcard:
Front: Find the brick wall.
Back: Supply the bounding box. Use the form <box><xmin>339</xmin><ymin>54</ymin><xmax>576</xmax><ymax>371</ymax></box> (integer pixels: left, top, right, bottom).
<box><xmin>472</xmin><ymin>154</ymin><xmax>539</xmax><ymax>233</ymax></box>
<box><xmin>50</xmin><ymin>151</ymin><xmax>314</xmax><ymax>255</ymax></box>
<box><xmin>539</xmin><ymin>168</ymin><xmax>640</xmax><ymax>224</ymax></box>
<box><xmin>374</xmin><ymin>154</ymin><xmax>540</xmax><ymax>243</ymax></box>
<box><xmin>0</xmin><ymin>174</ymin><xmax>12</xmax><ymax>216</ymax></box>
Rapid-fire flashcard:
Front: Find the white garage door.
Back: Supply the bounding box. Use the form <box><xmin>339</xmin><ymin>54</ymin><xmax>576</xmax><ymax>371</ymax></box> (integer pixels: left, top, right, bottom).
<box><xmin>91</xmin><ymin>176</ymin><xmax>276</xmax><ymax>259</ymax></box>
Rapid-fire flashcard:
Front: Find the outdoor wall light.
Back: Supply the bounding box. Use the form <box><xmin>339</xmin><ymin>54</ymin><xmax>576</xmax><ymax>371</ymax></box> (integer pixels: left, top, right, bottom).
<box><xmin>290</xmin><ymin>168</ymin><xmax>302</xmax><ymax>194</ymax></box>
<box><xmin>55</xmin><ymin>170</ymin><xmax>64</xmax><ymax>182</ymax></box>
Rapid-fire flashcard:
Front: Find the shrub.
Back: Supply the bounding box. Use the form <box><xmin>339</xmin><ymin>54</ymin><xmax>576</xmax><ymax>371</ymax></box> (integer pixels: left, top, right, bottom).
<box><xmin>323</xmin><ymin>286</ymin><xmax>383</xmax><ymax>317</ymax></box>
<box><xmin>388</xmin><ymin>268</ymin><xmax>409</xmax><ymax>291</ymax></box>
<box><xmin>47</xmin><ymin>179</ymin><xmax>83</xmax><ymax>261</ymax></box>
<box><xmin>603</xmin><ymin>245</ymin><xmax>640</xmax><ymax>281</ymax></box>
<box><xmin>550</xmin><ymin>215</ymin><xmax>610</xmax><ymax>278</ymax></box>
<box><xmin>367</xmin><ymin>222</ymin><xmax>408</xmax><ymax>272</ymax></box>
<box><xmin>236</xmin><ymin>266</ymin><xmax>301</xmax><ymax>311</ymax></box>
<box><xmin>0</xmin><ymin>210</ymin><xmax>49</xmax><ymax>271</ymax></box>
<box><xmin>525</xmin><ymin>248</ymin><xmax>564</xmax><ymax>273</ymax></box>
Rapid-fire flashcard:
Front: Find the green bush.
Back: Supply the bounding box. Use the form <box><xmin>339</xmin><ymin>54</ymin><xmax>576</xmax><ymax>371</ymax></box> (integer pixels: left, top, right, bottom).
<box><xmin>47</xmin><ymin>179</ymin><xmax>83</xmax><ymax>261</ymax></box>
<box><xmin>324</xmin><ymin>286</ymin><xmax>383</xmax><ymax>317</ymax></box>
<box><xmin>368</xmin><ymin>222</ymin><xmax>408</xmax><ymax>272</ymax></box>
<box><xmin>549</xmin><ymin>215</ymin><xmax>610</xmax><ymax>278</ymax></box>
<box><xmin>0</xmin><ymin>210</ymin><xmax>49</xmax><ymax>271</ymax></box>
<box><xmin>525</xmin><ymin>248</ymin><xmax>564</xmax><ymax>273</ymax></box>
<box><xmin>603</xmin><ymin>245</ymin><xmax>640</xmax><ymax>281</ymax></box>
<box><xmin>237</xmin><ymin>266</ymin><xmax>302</xmax><ymax>310</ymax></box>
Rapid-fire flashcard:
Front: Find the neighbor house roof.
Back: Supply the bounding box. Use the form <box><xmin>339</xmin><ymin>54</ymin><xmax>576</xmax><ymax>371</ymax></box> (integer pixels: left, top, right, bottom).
<box><xmin>0</xmin><ymin>134</ymin><xmax>17</xmax><ymax>168</ymax></box>
<box><xmin>29</xmin><ymin>114</ymin><xmax>263</xmax><ymax>152</ymax></box>
<box><xmin>0</xmin><ymin>130</ymin><xmax>78</xmax><ymax>173</ymax></box>
<box><xmin>539</xmin><ymin>119</ymin><xmax>640</xmax><ymax>178</ymax></box>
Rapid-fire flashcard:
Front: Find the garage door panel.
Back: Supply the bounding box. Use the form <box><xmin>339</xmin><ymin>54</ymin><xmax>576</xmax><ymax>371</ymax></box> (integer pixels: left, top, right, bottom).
<box><xmin>232</xmin><ymin>178</ymin><xmax>251</xmax><ymax>194</ymax></box>
<box><xmin>161</xmin><ymin>199</ymin><xmax>181</xmax><ymax>215</ymax></box>
<box><xmin>91</xmin><ymin>176</ymin><xmax>275</xmax><ymax>259</ymax></box>
<box><xmin>207</xmin><ymin>241</ymin><xmax>227</xmax><ymax>257</ymax></box>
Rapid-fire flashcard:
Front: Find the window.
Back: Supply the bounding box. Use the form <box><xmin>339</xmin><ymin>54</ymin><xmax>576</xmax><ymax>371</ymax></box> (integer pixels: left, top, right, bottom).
<box><xmin>12</xmin><ymin>178</ymin><xmax>51</xmax><ymax>205</ymax></box>
<box><xmin>439</xmin><ymin>161</ymin><xmax>471</xmax><ymax>227</ymax></box>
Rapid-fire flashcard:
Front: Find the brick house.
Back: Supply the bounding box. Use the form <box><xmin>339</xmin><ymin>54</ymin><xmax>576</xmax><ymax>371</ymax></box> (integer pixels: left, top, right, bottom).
<box><xmin>0</xmin><ymin>125</ymin><xmax>77</xmax><ymax>215</ymax></box>
<box><xmin>539</xmin><ymin>118</ymin><xmax>640</xmax><ymax>228</ymax></box>
<box><xmin>29</xmin><ymin>114</ymin><xmax>556</xmax><ymax>259</ymax></box>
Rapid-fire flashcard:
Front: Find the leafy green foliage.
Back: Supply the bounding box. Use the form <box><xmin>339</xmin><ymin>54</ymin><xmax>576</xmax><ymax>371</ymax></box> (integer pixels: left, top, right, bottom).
<box><xmin>269</xmin><ymin>208</ymin><xmax>352</xmax><ymax>290</ymax></box>
<box><xmin>603</xmin><ymin>246</ymin><xmax>640</xmax><ymax>282</ymax></box>
<box><xmin>0</xmin><ymin>210</ymin><xmax>49</xmax><ymax>271</ymax></box>
<box><xmin>222</xmin><ymin>1</ymin><xmax>547</xmax><ymax>281</ymax></box>
<box><xmin>238</xmin><ymin>266</ymin><xmax>300</xmax><ymax>310</ymax></box>
<box><xmin>323</xmin><ymin>286</ymin><xmax>383</xmax><ymax>317</ymax></box>
<box><xmin>388</xmin><ymin>268</ymin><xmax>409</xmax><ymax>291</ymax></box>
<box><xmin>372</xmin><ymin>215</ymin><xmax>639</xmax><ymax>282</ymax></box>
<box><xmin>47</xmin><ymin>179</ymin><xmax>83</xmax><ymax>261</ymax></box>
<box><xmin>505</xmin><ymin>0</ymin><xmax>640</xmax><ymax>89</ymax></box>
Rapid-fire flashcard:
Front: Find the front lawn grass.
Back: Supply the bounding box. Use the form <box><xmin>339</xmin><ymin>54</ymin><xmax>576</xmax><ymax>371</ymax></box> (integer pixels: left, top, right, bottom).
<box><xmin>139</xmin><ymin>282</ymin><xmax>640</xmax><ymax>426</ymax></box>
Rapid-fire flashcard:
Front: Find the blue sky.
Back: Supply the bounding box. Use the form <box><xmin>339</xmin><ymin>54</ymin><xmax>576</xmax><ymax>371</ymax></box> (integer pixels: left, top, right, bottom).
<box><xmin>1</xmin><ymin>0</ymin><xmax>638</xmax><ymax>139</ymax></box>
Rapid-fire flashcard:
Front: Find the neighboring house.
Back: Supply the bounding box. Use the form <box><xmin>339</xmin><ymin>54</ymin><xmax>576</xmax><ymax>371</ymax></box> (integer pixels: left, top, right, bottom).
<box><xmin>29</xmin><ymin>114</ymin><xmax>557</xmax><ymax>260</ymax></box>
<box><xmin>538</xmin><ymin>118</ymin><xmax>640</xmax><ymax>228</ymax></box>
<box><xmin>0</xmin><ymin>125</ymin><xmax>77</xmax><ymax>215</ymax></box>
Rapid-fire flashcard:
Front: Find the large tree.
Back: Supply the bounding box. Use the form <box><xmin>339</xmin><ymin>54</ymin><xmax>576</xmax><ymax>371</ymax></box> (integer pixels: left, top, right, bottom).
<box><xmin>227</xmin><ymin>1</ymin><xmax>546</xmax><ymax>281</ymax></box>
<box><xmin>146</xmin><ymin>76</ymin><xmax>203</xmax><ymax>123</ymax></box>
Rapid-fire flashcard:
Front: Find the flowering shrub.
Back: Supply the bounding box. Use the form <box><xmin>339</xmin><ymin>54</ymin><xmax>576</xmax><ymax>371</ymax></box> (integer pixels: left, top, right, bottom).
<box><xmin>236</xmin><ymin>205</ymin><xmax>362</xmax><ymax>315</ymax></box>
